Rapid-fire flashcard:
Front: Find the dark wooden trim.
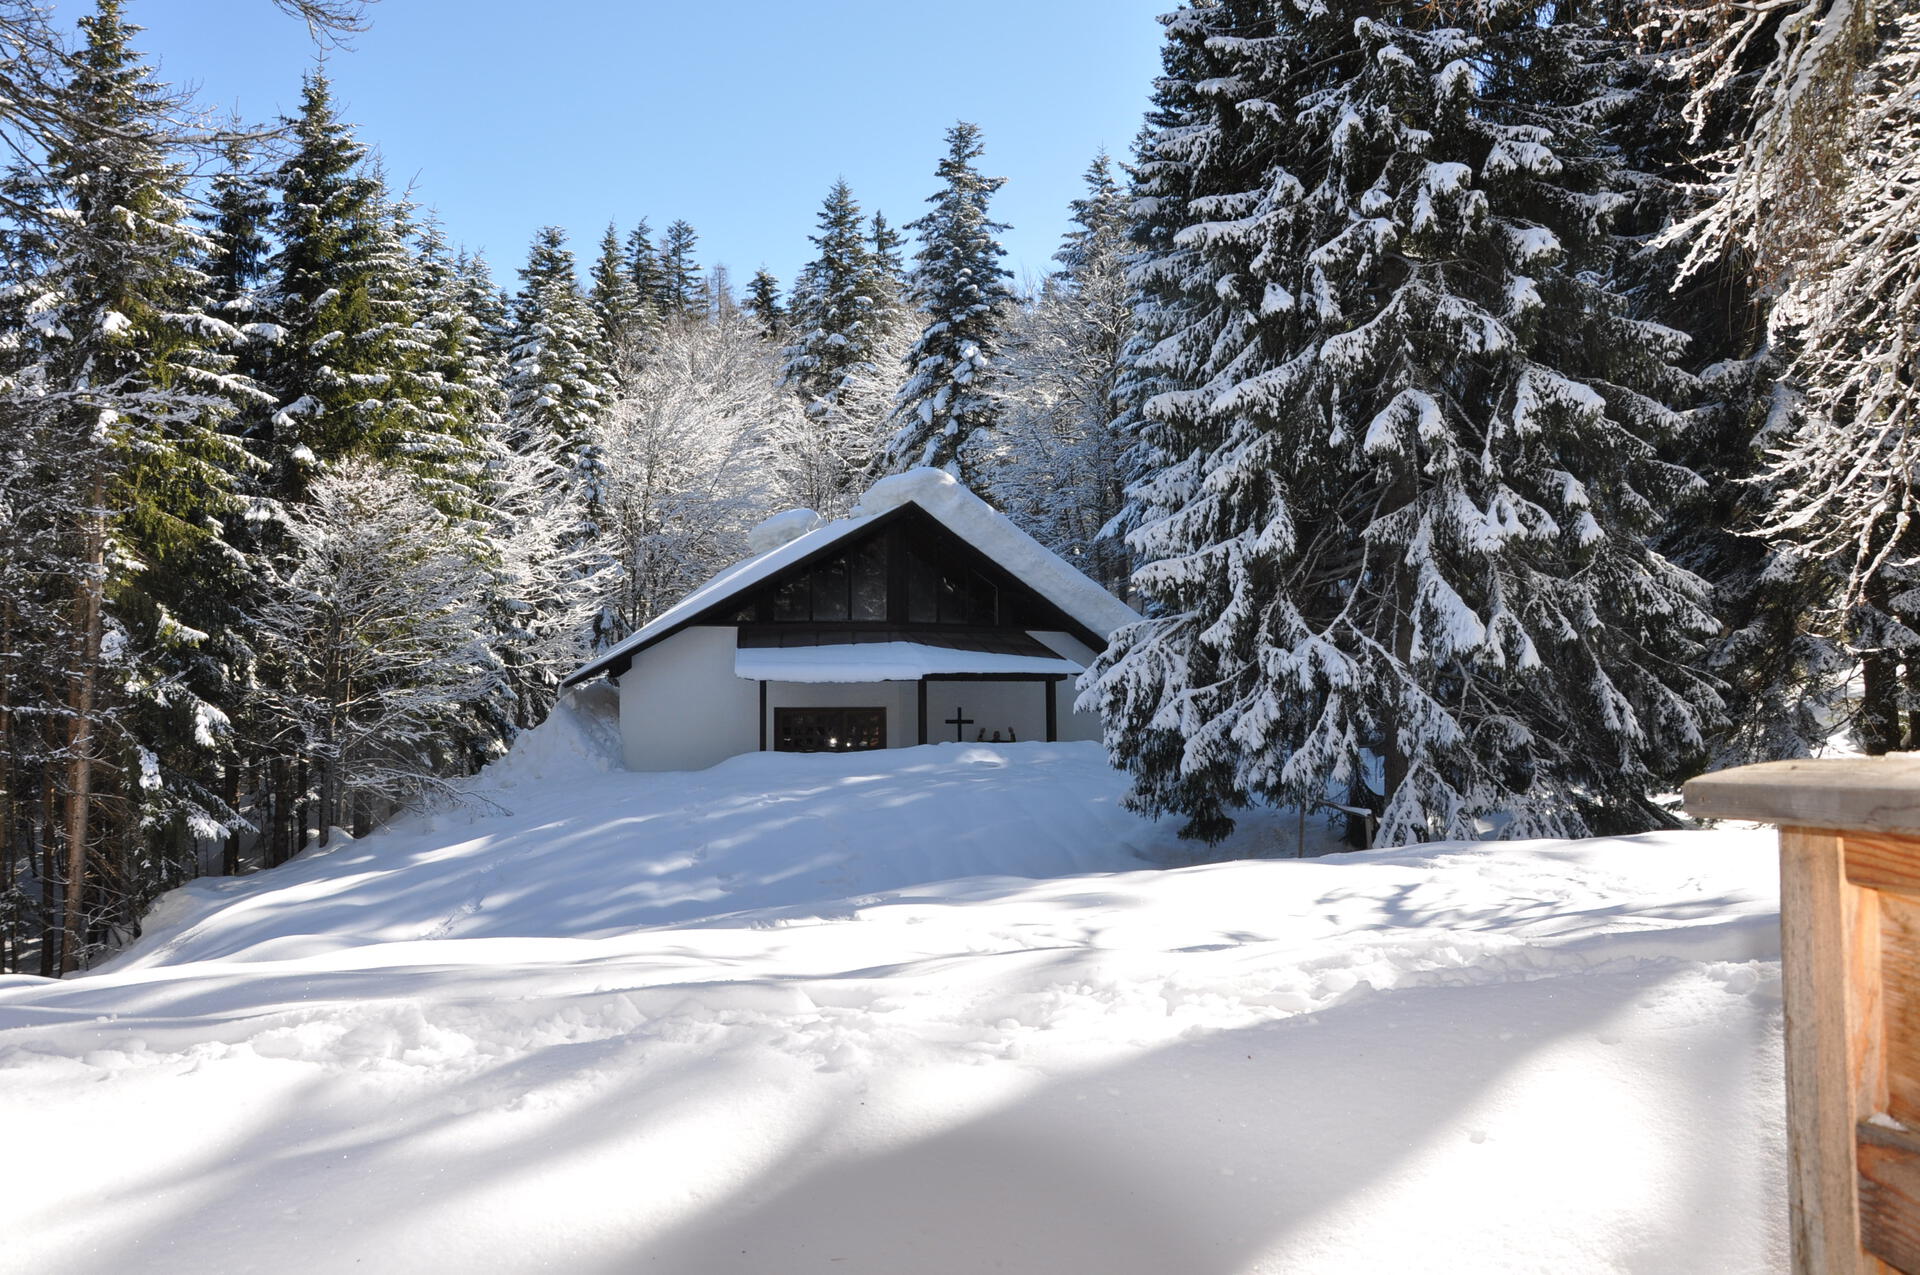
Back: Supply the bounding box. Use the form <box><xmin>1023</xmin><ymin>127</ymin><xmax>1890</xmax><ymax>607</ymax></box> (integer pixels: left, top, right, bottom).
<box><xmin>921</xmin><ymin>672</ymin><xmax>1071</xmax><ymax>683</ymax></box>
<box><xmin>1046</xmin><ymin>679</ymin><xmax>1058</xmax><ymax>743</ymax></box>
<box><xmin>917</xmin><ymin>678</ymin><xmax>928</xmax><ymax>746</ymax></box>
<box><xmin>759</xmin><ymin>679</ymin><xmax>767</xmax><ymax>751</ymax></box>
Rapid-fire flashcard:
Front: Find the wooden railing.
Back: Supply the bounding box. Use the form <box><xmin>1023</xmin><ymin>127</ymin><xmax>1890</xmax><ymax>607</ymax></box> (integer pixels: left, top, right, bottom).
<box><xmin>1686</xmin><ymin>756</ymin><xmax>1920</xmax><ymax>1274</ymax></box>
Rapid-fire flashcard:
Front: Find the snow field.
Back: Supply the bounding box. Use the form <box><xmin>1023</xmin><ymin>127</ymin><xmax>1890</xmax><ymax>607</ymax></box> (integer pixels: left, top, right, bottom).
<box><xmin>0</xmin><ymin>702</ymin><xmax>1788</xmax><ymax>1272</ymax></box>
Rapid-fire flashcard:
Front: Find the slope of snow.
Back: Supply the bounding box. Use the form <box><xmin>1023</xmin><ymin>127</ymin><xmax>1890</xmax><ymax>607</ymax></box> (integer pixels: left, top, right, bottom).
<box><xmin>0</xmin><ymin>705</ymin><xmax>1787</xmax><ymax>1274</ymax></box>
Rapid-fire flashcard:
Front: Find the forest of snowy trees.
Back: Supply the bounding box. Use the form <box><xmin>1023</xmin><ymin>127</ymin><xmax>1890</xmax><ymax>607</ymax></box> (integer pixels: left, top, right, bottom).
<box><xmin>1</xmin><ymin>0</ymin><xmax>1914</xmax><ymax>975</ymax></box>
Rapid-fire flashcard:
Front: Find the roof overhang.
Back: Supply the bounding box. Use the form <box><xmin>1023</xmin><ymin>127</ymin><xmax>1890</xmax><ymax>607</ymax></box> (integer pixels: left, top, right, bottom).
<box><xmin>735</xmin><ymin>641</ymin><xmax>1081</xmax><ymax>684</ymax></box>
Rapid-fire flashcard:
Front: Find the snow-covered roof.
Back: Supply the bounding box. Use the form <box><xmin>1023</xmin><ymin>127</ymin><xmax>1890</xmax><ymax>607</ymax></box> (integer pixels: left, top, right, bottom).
<box><xmin>735</xmin><ymin>641</ymin><xmax>1082</xmax><ymax>684</ymax></box>
<box><xmin>564</xmin><ymin>469</ymin><xmax>1138</xmax><ymax>687</ymax></box>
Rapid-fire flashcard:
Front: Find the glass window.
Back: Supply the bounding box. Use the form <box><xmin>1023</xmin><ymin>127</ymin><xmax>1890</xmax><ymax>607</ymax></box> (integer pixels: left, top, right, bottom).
<box><xmin>907</xmin><ymin>544</ymin><xmax>939</xmax><ymax>624</ymax></box>
<box><xmin>812</xmin><ymin>554</ymin><xmax>850</xmax><ymax>621</ymax></box>
<box><xmin>773</xmin><ymin>574</ymin><xmax>809</xmax><ymax>621</ymax></box>
<box><xmin>851</xmin><ymin>538</ymin><xmax>888</xmax><ymax>621</ymax></box>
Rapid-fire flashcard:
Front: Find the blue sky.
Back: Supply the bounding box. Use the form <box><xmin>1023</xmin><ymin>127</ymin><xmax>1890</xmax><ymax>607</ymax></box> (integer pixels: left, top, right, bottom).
<box><xmin>103</xmin><ymin>0</ymin><xmax>1170</xmax><ymax>297</ymax></box>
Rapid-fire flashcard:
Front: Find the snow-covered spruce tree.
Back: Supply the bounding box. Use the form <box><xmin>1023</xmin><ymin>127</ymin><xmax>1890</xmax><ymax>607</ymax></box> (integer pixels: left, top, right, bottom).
<box><xmin>589</xmin><ymin>308</ymin><xmax>779</xmax><ymax>635</ymax></box>
<box><xmin>19</xmin><ymin>0</ymin><xmax>263</xmax><ymax>967</ymax></box>
<box><xmin>505</xmin><ymin>227</ymin><xmax>615</xmax><ymax>516</ymax></box>
<box><xmin>625</xmin><ymin>218</ymin><xmax>668</xmax><ymax>331</ymax></box>
<box><xmin>886</xmin><ymin>122</ymin><xmax>1013</xmax><ymax>482</ymax></box>
<box><xmin>254</xmin><ymin>460</ymin><xmax>500</xmax><ymax>842</ymax></box>
<box><xmin>744</xmin><ymin>267</ymin><xmax>783</xmax><ymax>339</ymax></box>
<box><xmin>989</xmin><ymin>151</ymin><xmax>1134</xmax><ymax>594</ymax></box>
<box><xmin>657</xmin><ymin>218</ymin><xmax>704</xmax><ymax>321</ymax></box>
<box><xmin>1763</xmin><ymin>0</ymin><xmax>1920</xmax><ymax>754</ymax></box>
<box><xmin>262</xmin><ymin>71</ymin><xmax>442</xmax><ymax>501</ymax></box>
<box><xmin>778</xmin><ymin>180</ymin><xmax>903</xmax><ymax>513</ymax></box>
<box><xmin>590</xmin><ymin>221</ymin><xmax>648</xmax><ymax>370</ymax></box>
<box><xmin>1085</xmin><ymin>1</ymin><xmax>1721</xmax><ymax>846</ymax></box>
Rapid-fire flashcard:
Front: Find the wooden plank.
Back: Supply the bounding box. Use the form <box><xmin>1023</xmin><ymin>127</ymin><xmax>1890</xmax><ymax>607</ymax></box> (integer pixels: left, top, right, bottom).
<box><xmin>1854</xmin><ymin>883</ymin><xmax>1889</xmax><ymax>1124</ymax></box>
<box><xmin>1848</xmin><ymin>832</ymin><xmax>1920</xmax><ymax>898</ymax></box>
<box><xmin>1685</xmin><ymin>757</ymin><xmax>1920</xmax><ymax>835</ymax></box>
<box><xmin>1860</xmin><ymin>1119</ymin><xmax>1920</xmax><ymax>1273</ymax></box>
<box><xmin>1781</xmin><ymin>828</ymin><xmax>1869</xmax><ymax>1274</ymax></box>
<box><xmin>1884</xmin><ymin>893</ymin><xmax>1920</xmax><ymax>1130</ymax></box>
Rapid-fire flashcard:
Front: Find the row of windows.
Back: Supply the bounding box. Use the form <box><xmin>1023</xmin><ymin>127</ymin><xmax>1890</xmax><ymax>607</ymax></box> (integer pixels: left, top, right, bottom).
<box><xmin>739</xmin><ymin>530</ymin><xmax>1002</xmax><ymax>627</ymax></box>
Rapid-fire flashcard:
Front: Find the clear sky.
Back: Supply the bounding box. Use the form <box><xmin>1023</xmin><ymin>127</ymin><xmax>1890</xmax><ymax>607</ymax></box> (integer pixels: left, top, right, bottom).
<box><xmin>97</xmin><ymin>0</ymin><xmax>1171</xmax><ymax>297</ymax></box>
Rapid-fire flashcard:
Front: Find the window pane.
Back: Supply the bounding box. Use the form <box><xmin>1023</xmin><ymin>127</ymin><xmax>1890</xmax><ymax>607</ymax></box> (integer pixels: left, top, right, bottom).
<box><xmin>907</xmin><ymin>544</ymin><xmax>938</xmax><ymax>623</ymax></box>
<box><xmin>773</xmin><ymin>575</ymin><xmax>809</xmax><ymax>621</ymax></box>
<box><xmin>851</xmin><ymin>539</ymin><xmax>888</xmax><ymax>621</ymax></box>
<box><xmin>812</xmin><ymin>554</ymin><xmax>850</xmax><ymax>621</ymax></box>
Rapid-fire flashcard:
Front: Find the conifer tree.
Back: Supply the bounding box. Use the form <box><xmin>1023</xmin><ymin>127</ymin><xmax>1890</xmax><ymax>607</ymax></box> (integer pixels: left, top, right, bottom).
<box><xmin>744</xmin><ymin>267</ymin><xmax>783</xmax><ymax>339</ymax></box>
<box><xmin>886</xmin><ymin>121</ymin><xmax>1012</xmax><ymax>482</ymax></box>
<box><xmin>504</xmin><ymin>226</ymin><xmax>617</xmax><ymax>645</ymax></box>
<box><xmin>1087</xmin><ymin>1</ymin><xmax>1720</xmax><ymax>845</ymax></box>
<box><xmin>992</xmin><ymin>151</ymin><xmax>1134</xmax><ymax>592</ymax></box>
<box><xmin>263</xmin><ymin>71</ymin><xmax>440</xmax><ymax>497</ymax></box>
<box><xmin>658</xmin><ymin>218</ymin><xmax>704</xmax><ymax>320</ymax></box>
<box><xmin>782</xmin><ymin>180</ymin><xmax>880</xmax><ymax>411</ymax></box>
<box><xmin>590</xmin><ymin>220</ymin><xmax>647</xmax><ymax>363</ymax></box>
<box><xmin>21</xmin><ymin>0</ymin><xmax>261</xmax><ymax>966</ymax></box>
<box><xmin>625</xmin><ymin>217</ymin><xmax>667</xmax><ymax>327</ymax></box>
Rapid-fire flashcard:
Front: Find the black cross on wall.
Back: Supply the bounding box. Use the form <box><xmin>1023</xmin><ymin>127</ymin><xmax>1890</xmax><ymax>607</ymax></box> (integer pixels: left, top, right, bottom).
<box><xmin>944</xmin><ymin>706</ymin><xmax>974</xmax><ymax>742</ymax></box>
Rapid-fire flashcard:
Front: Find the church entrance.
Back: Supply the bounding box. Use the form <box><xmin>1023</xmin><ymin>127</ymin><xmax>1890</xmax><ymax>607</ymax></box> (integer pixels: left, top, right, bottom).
<box><xmin>773</xmin><ymin>706</ymin><xmax>887</xmax><ymax>753</ymax></box>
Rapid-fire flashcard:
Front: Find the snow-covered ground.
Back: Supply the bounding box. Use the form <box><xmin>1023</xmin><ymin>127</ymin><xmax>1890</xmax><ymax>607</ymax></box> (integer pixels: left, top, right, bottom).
<box><xmin>0</xmin><ymin>698</ymin><xmax>1787</xmax><ymax>1273</ymax></box>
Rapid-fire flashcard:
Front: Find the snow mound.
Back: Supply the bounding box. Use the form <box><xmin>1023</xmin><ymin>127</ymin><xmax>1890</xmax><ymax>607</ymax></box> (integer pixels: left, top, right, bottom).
<box><xmin>747</xmin><ymin>506</ymin><xmax>824</xmax><ymax>554</ymax></box>
<box><xmin>0</xmin><ymin>739</ymin><xmax>1787</xmax><ymax>1274</ymax></box>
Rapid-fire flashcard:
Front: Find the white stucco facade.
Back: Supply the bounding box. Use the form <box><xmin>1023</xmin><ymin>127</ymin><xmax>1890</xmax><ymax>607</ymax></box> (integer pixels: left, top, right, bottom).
<box><xmin>618</xmin><ymin>625</ymin><xmax>1104</xmax><ymax>772</ymax></box>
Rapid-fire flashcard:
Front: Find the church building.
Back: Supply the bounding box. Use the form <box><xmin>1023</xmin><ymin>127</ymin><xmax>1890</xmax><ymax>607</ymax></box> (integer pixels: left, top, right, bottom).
<box><xmin>562</xmin><ymin>469</ymin><xmax>1138</xmax><ymax>772</ymax></box>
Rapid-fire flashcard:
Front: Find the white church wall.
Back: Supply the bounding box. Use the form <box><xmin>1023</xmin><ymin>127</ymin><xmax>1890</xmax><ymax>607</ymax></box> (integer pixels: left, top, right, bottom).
<box><xmin>921</xmin><ymin>681</ymin><xmax>1052</xmax><ymax>747</ymax></box>
<box><xmin>1028</xmin><ymin>632</ymin><xmax>1106</xmax><ymax>743</ymax></box>
<box><xmin>619</xmin><ymin>626</ymin><xmax>758</xmax><ymax>772</ymax></box>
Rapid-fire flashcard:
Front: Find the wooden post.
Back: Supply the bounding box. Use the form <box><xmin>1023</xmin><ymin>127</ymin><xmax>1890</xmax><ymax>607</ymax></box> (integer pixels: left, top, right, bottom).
<box><xmin>1686</xmin><ymin>758</ymin><xmax>1920</xmax><ymax>1275</ymax></box>
<box><xmin>917</xmin><ymin>678</ymin><xmax>928</xmax><ymax>747</ymax></box>
<box><xmin>1045</xmin><ymin>677</ymin><xmax>1058</xmax><ymax>743</ymax></box>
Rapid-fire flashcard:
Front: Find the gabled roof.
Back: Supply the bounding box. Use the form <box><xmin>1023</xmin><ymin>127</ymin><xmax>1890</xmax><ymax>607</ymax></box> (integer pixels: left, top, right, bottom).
<box><xmin>562</xmin><ymin>469</ymin><xmax>1138</xmax><ymax>688</ymax></box>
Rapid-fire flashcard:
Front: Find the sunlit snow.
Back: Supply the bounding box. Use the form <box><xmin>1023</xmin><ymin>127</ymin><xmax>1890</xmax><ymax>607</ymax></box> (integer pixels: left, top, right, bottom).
<box><xmin>0</xmin><ymin>696</ymin><xmax>1787</xmax><ymax>1273</ymax></box>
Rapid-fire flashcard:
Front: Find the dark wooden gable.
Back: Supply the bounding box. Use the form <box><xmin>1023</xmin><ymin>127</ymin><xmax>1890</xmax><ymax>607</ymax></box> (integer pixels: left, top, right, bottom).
<box><xmin>725</xmin><ymin>505</ymin><xmax>1083</xmax><ymax>634</ymax></box>
<box><xmin>571</xmin><ymin>503</ymin><xmax>1106</xmax><ymax>685</ymax></box>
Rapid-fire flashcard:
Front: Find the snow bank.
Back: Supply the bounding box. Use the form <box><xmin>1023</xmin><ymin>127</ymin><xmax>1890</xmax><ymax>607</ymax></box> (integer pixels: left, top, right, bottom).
<box><xmin>0</xmin><ymin>721</ymin><xmax>1787</xmax><ymax>1273</ymax></box>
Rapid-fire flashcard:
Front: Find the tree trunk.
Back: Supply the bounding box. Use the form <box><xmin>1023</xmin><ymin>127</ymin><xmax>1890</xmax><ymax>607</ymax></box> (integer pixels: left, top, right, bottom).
<box><xmin>0</xmin><ymin>596</ymin><xmax>15</xmax><ymax>974</ymax></box>
<box><xmin>39</xmin><ymin>773</ymin><xmax>58</xmax><ymax>977</ymax></box>
<box><xmin>223</xmin><ymin>762</ymin><xmax>241</xmax><ymax>876</ymax></box>
<box><xmin>60</xmin><ymin>469</ymin><xmax>107</xmax><ymax>975</ymax></box>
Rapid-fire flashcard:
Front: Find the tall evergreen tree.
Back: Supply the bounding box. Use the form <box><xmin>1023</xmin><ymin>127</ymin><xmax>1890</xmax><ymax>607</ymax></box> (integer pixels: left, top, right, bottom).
<box><xmin>16</xmin><ymin>0</ymin><xmax>260</xmax><ymax>967</ymax></box>
<box><xmin>1087</xmin><ymin>1</ymin><xmax>1720</xmax><ymax>845</ymax></box>
<box><xmin>625</xmin><ymin>217</ymin><xmax>667</xmax><ymax>326</ymax></box>
<box><xmin>589</xmin><ymin>220</ymin><xmax>647</xmax><ymax>366</ymax></box>
<box><xmin>991</xmin><ymin>151</ymin><xmax>1134</xmax><ymax>592</ymax></box>
<box><xmin>504</xmin><ymin>226</ymin><xmax>616</xmax><ymax>642</ymax></box>
<box><xmin>263</xmin><ymin>71</ymin><xmax>438</xmax><ymax>497</ymax></box>
<box><xmin>886</xmin><ymin>121</ymin><xmax>1012</xmax><ymax>482</ymax></box>
<box><xmin>657</xmin><ymin>218</ymin><xmax>704</xmax><ymax>320</ymax></box>
<box><xmin>782</xmin><ymin>180</ymin><xmax>880</xmax><ymax>410</ymax></box>
<box><xmin>744</xmin><ymin>267</ymin><xmax>783</xmax><ymax>339</ymax></box>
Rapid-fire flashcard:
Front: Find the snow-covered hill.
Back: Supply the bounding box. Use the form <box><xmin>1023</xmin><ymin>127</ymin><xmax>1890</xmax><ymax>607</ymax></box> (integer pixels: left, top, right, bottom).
<box><xmin>0</xmin><ymin>702</ymin><xmax>1787</xmax><ymax>1273</ymax></box>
